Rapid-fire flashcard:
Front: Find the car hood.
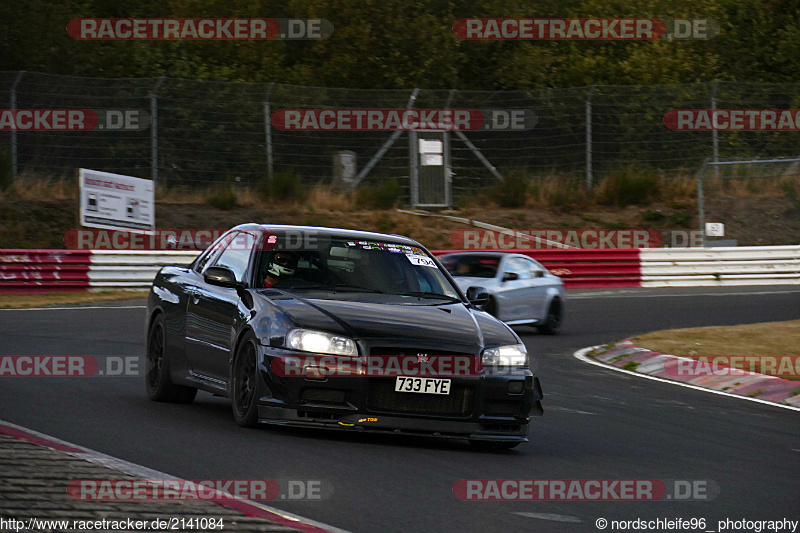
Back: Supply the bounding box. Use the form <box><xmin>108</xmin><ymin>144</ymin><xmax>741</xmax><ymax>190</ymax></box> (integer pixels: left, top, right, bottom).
<box><xmin>259</xmin><ymin>292</ymin><xmax>518</xmax><ymax>351</ymax></box>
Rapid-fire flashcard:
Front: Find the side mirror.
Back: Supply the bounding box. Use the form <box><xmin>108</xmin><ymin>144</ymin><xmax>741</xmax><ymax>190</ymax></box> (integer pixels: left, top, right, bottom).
<box><xmin>534</xmin><ymin>270</ymin><xmax>544</xmax><ymax>278</ymax></box>
<box><xmin>204</xmin><ymin>266</ymin><xmax>239</xmax><ymax>288</ymax></box>
<box><xmin>501</xmin><ymin>272</ymin><xmax>519</xmax><ymax>282</ymax></box>
<box><xmin>466</xmin><ymin>286</ymin><xmax>489</xmax><ymax>306</ymax></box>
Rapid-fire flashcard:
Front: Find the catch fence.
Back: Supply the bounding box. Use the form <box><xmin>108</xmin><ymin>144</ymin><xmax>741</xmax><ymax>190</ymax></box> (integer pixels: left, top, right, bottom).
<box><xmin>1</xmin><ymin>72</ymin><xmax>799</xmax><ymax>205</ymax></box>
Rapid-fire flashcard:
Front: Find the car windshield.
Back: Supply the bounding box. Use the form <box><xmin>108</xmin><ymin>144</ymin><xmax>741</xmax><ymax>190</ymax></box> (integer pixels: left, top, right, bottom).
<box><xmin>256</xmin><ymin>237</ymin><xmax>460</xmax><ymax>300</ymax></box>
<box><xmin>440</xmin><ymin>255</ymin><xmax>501</xmax><ymax>278</ymax></box>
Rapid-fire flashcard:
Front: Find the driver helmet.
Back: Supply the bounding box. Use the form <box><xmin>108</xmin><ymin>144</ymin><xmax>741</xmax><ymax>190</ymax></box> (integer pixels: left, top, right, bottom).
<box><xmin>267</xmin><ymin>251</ymin><xmax>298</xmax><ymax>279</ymax></box>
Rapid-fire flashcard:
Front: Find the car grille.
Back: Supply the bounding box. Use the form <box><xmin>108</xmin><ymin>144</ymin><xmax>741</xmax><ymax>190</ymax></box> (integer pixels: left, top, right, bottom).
<box><xmin>367</xmin><ymin>380</ymin><xmax>474</xmax><ymax>417</ymax></box>
<box><xmin>369</xmin><ymin>347</ymin><xmax>473</xmax><ymax>357</ymax></box>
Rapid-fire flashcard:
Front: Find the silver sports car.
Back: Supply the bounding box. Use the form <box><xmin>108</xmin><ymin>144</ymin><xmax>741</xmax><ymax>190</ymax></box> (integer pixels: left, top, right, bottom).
<box><xmin>438</xmin><ymin>252</ymin><xmax>565</xmax><ymax>334</ymax></box>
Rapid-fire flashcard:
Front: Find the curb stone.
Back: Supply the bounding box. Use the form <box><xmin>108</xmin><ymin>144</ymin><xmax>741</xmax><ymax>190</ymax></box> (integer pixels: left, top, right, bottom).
<box><xmin>0</xmin><ymin>420</ymin><xmax>344</xmax><ymax>533</ymax></box>
<box><xmin>585</xmin><ymin>340</ymin><xmax>800</xmax><ymax>408</ymax></box>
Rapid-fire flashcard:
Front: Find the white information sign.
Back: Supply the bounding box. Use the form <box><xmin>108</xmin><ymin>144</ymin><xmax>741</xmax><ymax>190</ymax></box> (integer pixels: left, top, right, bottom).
<box><xmin>705</xmin><ymin>223</ymin><xmax>725</xmax><ymax>237</ymax></box>
<box><xmin>421</xmin><ymin>153</ymin><xmax>443</xmax><ymax>166</ymax></box>
<box><xmin>79</xmin><ymin>169</ymin><xmax>155</xmax><ymax>232</ymax></box>
<box><xmin>419</xmin><ymin>139</ymin><xmax>443</xmax><ymax>154</ymax></box>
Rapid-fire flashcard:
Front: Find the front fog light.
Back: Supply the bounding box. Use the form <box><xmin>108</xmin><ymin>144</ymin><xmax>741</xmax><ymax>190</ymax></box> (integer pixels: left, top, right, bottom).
<box><xmin>508</xmin><ymin>380</ymin><xmax>525</xmax><ymax>394</ymax></box>
<box><xmin>482</xmin><ymin>344</ymin><xmax>528</xmax><ymax>366</ymax></box>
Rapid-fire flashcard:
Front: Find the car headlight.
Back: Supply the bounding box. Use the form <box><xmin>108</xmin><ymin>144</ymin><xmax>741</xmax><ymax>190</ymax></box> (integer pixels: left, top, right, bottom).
<box><xmin>285</xmin><ymin>329</ymin><xmax>358</xmax><ymax>357</ymax></box>
<box><xmin>482</xmin><ymin>344</ymin><xmax>528</xmax><ymax>366</ymax></box>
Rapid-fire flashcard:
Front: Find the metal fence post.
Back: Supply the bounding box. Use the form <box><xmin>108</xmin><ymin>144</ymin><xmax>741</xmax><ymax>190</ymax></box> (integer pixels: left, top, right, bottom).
<box><xmin>409</xmin><ymin>128</ymin><xmax>419</xmax><ymax>207</ymax></box>
<box><xmin>586</xmin><ymin>85</ymin><xmax>596</xmax><ymax>191</ymax></box>
<box><xmin>711</xmin><ymin>80</ymin><xmax>719</xmax><ymax>179</ymax></box>
<box><xmin>150</xmin><ymin>76</ymin><xmax>165</xmax><ymax>186</ymax></box>
<box><xmin>10</xmin><ymin>71</ymin><xmax>24</xmax><ymax>181</ymax></box>
<box><xmin>697</xmin><ymin>158</ymin><xmax>710</xmax><ymax>247</ymax></box>
<box><xmin>264</xmin><ymin>83</ymin><xmax>275</xmax><ymax>194</ymax></box>
<box><xmin>444</xmin><ymin>89</ymin><xmax>454</xmax><ymax>207</ymax></box>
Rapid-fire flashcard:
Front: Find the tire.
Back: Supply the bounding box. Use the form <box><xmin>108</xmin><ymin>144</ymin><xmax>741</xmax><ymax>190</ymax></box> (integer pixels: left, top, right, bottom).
<box><xmin>231</xmin><ymin>332</ymin><xmax>260</xmax><ymax>427</ymax></box>
<box><xmin>146</xmin><ymin>314</ymin><xmax>197</xmax><ymax>403</ymax></box>
<box><xmin>537</xmin><ymin>298</ymin><xmax>562</xmax><ymax>335</ymax></box>
<box><xmin>469</xmin><ymin>440</ymin><xmax>521</xmax><ymax>451</ymax></box>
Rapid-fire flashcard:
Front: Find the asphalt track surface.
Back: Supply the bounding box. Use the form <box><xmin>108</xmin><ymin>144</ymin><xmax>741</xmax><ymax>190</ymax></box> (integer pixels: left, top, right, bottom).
<box><xmin>1</xmin><ymin>286</ymin><xmax>798</xmax><ymax>533</ymax></box>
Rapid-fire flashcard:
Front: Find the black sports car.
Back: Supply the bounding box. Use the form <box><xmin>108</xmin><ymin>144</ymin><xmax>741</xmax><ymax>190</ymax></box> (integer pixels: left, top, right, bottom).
<box><xmin>145</xmin><ymin>224</ymin><xmax>543</xmax><ymax>449</ymax></box>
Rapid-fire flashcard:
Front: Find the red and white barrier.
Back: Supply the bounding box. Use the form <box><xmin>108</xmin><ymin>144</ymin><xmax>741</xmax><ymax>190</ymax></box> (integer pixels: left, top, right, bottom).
<box><xmin>0</xmin><ymin>250</ymin><xmax>93</xmax><ymax>292</ymax></box>
<box><xmin>432</xmin><ymin>249</ymin><xmax>641</xmax><ymax>289</ymax></box>
<box><xmin>0</xmin><ymin>250</ymin><xmax>198</xmax><ymax>293</ymax></box>
<box><xmin>1</xmin><ymin>246</ymin><xmax>798</xmax><ymax>293</ymax></box>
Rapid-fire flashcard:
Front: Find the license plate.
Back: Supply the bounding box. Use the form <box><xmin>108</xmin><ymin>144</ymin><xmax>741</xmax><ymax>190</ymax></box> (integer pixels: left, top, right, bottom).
<box><xmin>394</xmin><ymin>376</ymin><xmax>451</xmax><ymax>395</ymax></box>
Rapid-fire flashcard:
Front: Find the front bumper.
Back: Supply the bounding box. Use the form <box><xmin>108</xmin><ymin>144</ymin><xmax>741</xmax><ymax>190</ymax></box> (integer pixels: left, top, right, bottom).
<box><xmin>256</xmin><ymin>348</ymin><xmax>543</xmax><ymax>442</ymax></box>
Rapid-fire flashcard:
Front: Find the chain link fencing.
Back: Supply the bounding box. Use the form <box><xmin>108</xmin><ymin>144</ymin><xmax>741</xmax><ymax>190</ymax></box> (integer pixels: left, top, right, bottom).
<box><xmin>1</xmin><ymin>72</ymin><xmax>799</xmax><ymax>205</ymax></box>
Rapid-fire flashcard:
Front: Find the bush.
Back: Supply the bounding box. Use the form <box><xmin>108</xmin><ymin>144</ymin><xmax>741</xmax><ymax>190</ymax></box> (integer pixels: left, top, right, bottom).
<box><xmin>780</xmin><ymin>180</ymin><xmax>798</xmax><ymax>201</ymax></box>
<box><xmin>356</xmin><ymin>178</ymin><xmax>400</xmax><ymax>209</ymax></box>
<box><xmin>544</xmin><ymin>185</ymin><xmax>586</xmax><ymax>210</ymax></box>
<box><xmin>596</xmin><ymin>170</ymin><xmax>660</xmax><ymax>206</ymax></box>
<box><xmin>207</xmin><ymin>183</ymin><xmax>237</xmax><ymax>210</ymax></box>
<box><xmin>376</xmin><ymin>213</ymin><xmax>396</xmax><ymax>233</ymax></box>
<box><xmin>488</xmin><ymin>174</ymin><xmax>528</xmax><ymax>208</ymax></box>
<box><xmin>262</xmin><ymin>169</ymin><xmax>306</xmax><ymax>202</ymax></box>
<box><xmin>642</xmin><ymin>209</ymin><xmax>666</xmax><ymax>222</ymax></box>
<box><xmin>668</xmin><ymin>210</ymin><xmax>692</xmax><ymax>227</ymax></box>
<box><xmin>0</xmin><ymin>148</ymin><xmax>11</xmax><ymax>190</ymax></box>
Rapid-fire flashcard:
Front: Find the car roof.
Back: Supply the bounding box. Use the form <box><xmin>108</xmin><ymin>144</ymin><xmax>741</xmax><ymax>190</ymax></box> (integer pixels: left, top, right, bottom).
<box><xmin>439</xmin><ymin>251</ymin><xmax>532</xmax><ymax>260</ymax></box>
<box><xmin>230</xmin><ymin>223</ymin><xmax>424</xmax><ymax>248</ymax></box>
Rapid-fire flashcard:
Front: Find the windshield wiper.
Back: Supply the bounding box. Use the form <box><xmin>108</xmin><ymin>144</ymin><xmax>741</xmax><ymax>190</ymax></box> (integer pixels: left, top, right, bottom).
<box><xmin>397</xmin><ymin>291</ymin><xmax>461</xmax><ymax>302</ymax></box>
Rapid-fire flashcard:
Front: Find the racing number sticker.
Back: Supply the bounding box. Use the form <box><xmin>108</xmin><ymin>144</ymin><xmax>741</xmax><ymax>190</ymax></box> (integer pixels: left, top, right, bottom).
<box><xmin>406</xmin><ymin>255</ymin><xmax>437</xmax><ymax>268</ymax></box>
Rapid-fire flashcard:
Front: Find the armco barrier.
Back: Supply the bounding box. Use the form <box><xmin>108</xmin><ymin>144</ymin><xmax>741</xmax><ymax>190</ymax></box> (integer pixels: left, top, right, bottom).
<box><xmin>1</xmin><ymin>246</ymin><xmax>798</xmax><ymax>292</ymax></box>
<box><xmin>640</xmin><ymin>246</ymin><xmax>800</xmax><ymax>287</ymax></box>
<box><xmin>431</xmin><ymin>249</ymin><xmax>642</xmax><ymax>289</ymax></box>
<box><xmin>0</xmin><ymin>250</ymin><xmax>92</xmax><ymax>292</ymax></box>
<box><xmin>0</xmin><ymin>250</ymin><xmax>199</xmax><ymax>293</ymax></box>
<box><xmin>89</xmin><ymin>251</ymin><xmax>200</xmax><ymax>289</ymax></box>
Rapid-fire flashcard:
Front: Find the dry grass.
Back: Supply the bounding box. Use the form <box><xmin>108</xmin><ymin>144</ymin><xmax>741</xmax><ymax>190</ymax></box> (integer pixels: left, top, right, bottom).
<box><xmin>1</xmin><ymin>171</ymin><xmax>796</xmax><ymax>249</ymax></box>
<box><xmin>658</xmin><ymin>175</ymin><xmax>699</xmax><ymax>201</ymax></box>
<box><xmin>704</xmin><ymin>176</ymin><xmax>800</xmax><ymax>198</ymax></box>
<box><xmin>305</xmin><ymin>186</ymin><xmax>354</xmax><ymax>211</ymax></box>
<box><xmin>5</xmin><ymin>172</ymin><xmax>792</xmax><ymax>212</ymax></box>
<box><xmin>632</xmin><ymin>320</ymin><xmax>800</xmax><ymax>378</ymax></box>
<box><xmin>0</xmin><ymin>290</ymin><xmax>148</xmax><ymax>309</ymax></box>
<box><xmin>155</xmin><ymin>185</ymin><xmax>209</xmax><ymax>204</ymax></box>
<box><xmin>0</xmin><ymin>173</ymin><xmax>78</xmax><ymax>201</ymax></box>
<box><xmin>154</xmin><ymin>183</ymin><xmax>357</xmax><ymax>210</ymax></box>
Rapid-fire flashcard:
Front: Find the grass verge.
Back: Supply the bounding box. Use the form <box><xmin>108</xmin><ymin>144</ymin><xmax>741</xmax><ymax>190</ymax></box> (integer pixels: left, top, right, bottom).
<box><xmin>0</xmin><ymin>290</ymin><xmax>149</xmax><ymax>309</ymax></box>
<box><xmin>631</xmin><ymin>320</ymin><xmax>800</xmax><ymax>379</ymax></box>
